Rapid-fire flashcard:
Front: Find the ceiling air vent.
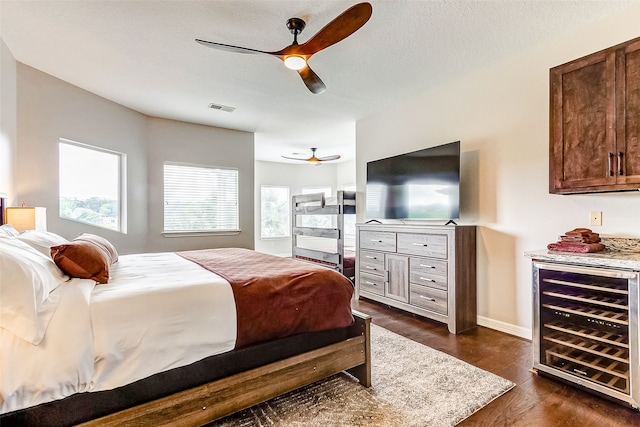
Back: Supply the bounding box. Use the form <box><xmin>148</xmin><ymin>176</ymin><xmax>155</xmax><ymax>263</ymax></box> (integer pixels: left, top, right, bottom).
<box><xmin>208</xmin><ymin>103</ymin><xmax>235</xmax><ymax>113</ymax></box>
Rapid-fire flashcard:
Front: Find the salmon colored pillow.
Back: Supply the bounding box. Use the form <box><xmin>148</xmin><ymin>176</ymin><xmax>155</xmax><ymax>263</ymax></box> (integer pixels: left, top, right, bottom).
<box><xmin>50</xmin><ymin>241</ymin><xmax>110</xmax><ymax>284</ymax></box>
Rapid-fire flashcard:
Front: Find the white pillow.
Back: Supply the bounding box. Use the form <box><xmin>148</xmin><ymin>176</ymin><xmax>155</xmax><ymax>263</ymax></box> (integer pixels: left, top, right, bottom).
<box><xmin>16</xmin><ymin>230</ymin><xmax>69</xmax><ymax>258</ymax></box>
<box><xmin>0</xmin><ymin>224</ymin><xmax>19</xmax><ymax>237</ymax></box>
<box><xmin>0</xmin><ymin>238</ymin><xmax>68</xmax><ymax>345</ymax></box>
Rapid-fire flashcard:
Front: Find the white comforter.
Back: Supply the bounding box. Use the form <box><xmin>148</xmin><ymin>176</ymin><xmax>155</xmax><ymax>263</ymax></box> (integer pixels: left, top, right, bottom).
<box><xmin>0</xmin><ymin>253</ymin><xmax>236</xmax><ymax>413</ymax></box>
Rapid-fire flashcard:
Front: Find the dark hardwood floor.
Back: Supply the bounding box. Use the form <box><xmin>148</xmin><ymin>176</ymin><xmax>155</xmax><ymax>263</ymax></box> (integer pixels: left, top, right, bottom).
<box><xmin>352</xmin><ymin>298</ymin><xmax>640</xmax><ymax>427</ymax></box>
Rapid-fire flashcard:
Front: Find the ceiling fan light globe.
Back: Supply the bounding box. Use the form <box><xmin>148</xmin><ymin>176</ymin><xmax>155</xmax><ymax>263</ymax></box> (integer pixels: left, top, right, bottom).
<box><xmin>284</xmin><ymin>55</ymin><xmax>307</xmax><ymax>71</ymax></box>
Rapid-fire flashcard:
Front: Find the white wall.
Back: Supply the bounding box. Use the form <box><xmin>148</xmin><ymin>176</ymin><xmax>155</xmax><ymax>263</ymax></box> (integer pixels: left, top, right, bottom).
<box><xmin>254</xmin><ymin>160</ymin><xmax>344</xmax><ymax>255</ymax></box>
<box><xmin>145</xmin><ymin>117</ymin><xmax>254</xmax><ymax>252</ymax></box>
<box><xmin>16</xmin><ymin>63</ymin><xmax>148</xmax><ymax>254</ymax></box>
<box><xmin>0</xmin><ymin>38</ymin><xmax>17</xmax><ymax>203</ymax></box>
<box><xmin>356</xmin><ymin>5</ymin><xmax>640</xmax><ymax>338</ymax></box>
<box><xmin>14</xmin><ymin>63</ymin><xmax>254</xmax><ymax>254</ymax></box>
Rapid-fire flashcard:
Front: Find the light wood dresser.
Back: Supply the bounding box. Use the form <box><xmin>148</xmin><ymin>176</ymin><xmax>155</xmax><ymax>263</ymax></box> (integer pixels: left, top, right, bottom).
<box><xmin>355</xmin><ymin>224</ymin><xmax>476</xmax><ymax>333</ymax></box>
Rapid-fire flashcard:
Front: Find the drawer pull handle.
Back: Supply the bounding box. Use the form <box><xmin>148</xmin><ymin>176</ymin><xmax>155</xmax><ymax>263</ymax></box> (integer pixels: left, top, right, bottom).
<box><xmin>365</xmin><ymin>266</ymin><xmax>377</xmax><ymax>270</ymax></box>
<box><xmin>413</xmin><ymin>243</ymin><xmax>428</xmax><ymax>247</ymax></box>
<box><xmin>364</xmin><ymin>281</ymin><xmax>377</xmax><ymax>286</ymax></box>
<box><xmin>419</xmin><ymin>264</ymin><xmax>435</xmax><ymax>269</ymax></box>
<box><xmin>371</xmin><ymin>239</ymin><xmax>383</xmax><ymax>243</ymax></box>
<box><xmin>365</xmin><ymin>255</ymin><xmax>377</xmax><ymax>259</ymax></box>
<box><xmin>419</xmin><ymin>296</ymin><xmax>436</xmax><ymax>302</ymax></box>
<box><xmin>420</xmin><ymin>277</ymin><xmax>435</xmax><ymax>282</ymax></box>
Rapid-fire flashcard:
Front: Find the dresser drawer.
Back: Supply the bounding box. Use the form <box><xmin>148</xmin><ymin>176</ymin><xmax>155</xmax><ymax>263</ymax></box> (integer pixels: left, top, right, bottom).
<box><xmin>410</xmin><ymin>257</ymin><xmax>448</xmax><ymax>291</ymax></box>
<box><xmin>360</xmin><ymin>231</ymin><xmax>396</xmax><ymax>252</ymax></box>
<box><xmin>397</xmin><ymin>233</ymin><xmax>447</xmax><ymax>258</ymax></box>
<box><xmin>359</xmin><ymin>250</ymin><xmax>384</xmax><ymax>275</ymax></box>
<box><xmin>410</xmin><ymin>285</ymin><xmax>448</xmax><ymax>315</ymax></box>
<box><xmin>359</xmin><ymin>272</ymin><xmax>385</xmax><ymax>296</ymax></box>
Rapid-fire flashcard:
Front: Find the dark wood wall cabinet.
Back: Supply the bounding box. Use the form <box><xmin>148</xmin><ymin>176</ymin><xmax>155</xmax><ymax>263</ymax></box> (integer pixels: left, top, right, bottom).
<box><xmin>550</xmin><ymin>36</ymin><xmax>640</xmax><ymax>194</ymax></box>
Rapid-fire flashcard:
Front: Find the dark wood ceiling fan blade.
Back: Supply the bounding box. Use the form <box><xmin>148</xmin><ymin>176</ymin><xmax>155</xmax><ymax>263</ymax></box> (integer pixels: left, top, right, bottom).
<box><xmin>297</xmin><ymin>66</ymin><xmax>326</xmax><ymax>94</ymax></box>
<box><xmin>296</xmin><ymin>2</ymin><xmax>372</xmax><ymax>56</ymax></box>
<box><xmin>281</xmin><ymin>155</ymin><xmax>310</xmax><ymax>161</ymax></box>
<box><xmin>318</xmin><ymin>155</ymin><xmax>341</xmax><ymax>161</ymax></box>
<box><xmin>195</xmin><ymin>39</ymin><xmax>271</xmax><ymax>55</ymax></box>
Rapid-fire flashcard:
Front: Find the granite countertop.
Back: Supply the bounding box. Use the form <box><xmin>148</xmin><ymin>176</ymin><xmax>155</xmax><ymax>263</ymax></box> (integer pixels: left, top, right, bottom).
<box><xmin>525</xmin><ymin>249</ymin><xmax>640</xmax><ymax>270</ymax></box>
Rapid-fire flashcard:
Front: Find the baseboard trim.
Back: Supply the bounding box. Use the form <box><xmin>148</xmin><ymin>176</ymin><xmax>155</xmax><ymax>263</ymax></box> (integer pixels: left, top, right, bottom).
<box><xmin>477</xmin><ymin>316</ymin><xmax>531</xmax><ymax>340</ymax></box>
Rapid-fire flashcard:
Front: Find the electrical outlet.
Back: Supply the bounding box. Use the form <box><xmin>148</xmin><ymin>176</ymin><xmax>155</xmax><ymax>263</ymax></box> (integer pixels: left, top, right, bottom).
<box><xmin>590</xmin><ymin>211</ymin><xmax>602</xmax><ymax>226</ymax></box>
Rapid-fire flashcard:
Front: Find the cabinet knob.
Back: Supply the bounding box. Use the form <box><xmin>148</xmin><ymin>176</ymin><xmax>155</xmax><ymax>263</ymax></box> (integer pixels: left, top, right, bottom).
<box><xmin>419</xmin><ymin>264</ymin><xmax>435</xmax><ymax>269</ymax></box>
<box><xmin>365</xmin><ymin>255</ymin><xmax>377</xmax><ymax>259</ymax></box>
<box><xmin>420</xmin><ymin>277</ymin><xmax>436</xmax><ymax>282</ymax></box>
<box><xmin>419</xmin><ymin>296</ymin><xmax>436</xmax><ymax>302</ymax></box>
<box><xmin>365</xmin><ymin>266</ymin><xmax>377</xmax><ymax>270</ymax></box>
<box><xmin>371</xmin><ymin>239</ymin><xmax>382</xmax><ymax>242</ymax></box>
<box><xmin>412</xmin><ymin>243</ymin><xmax>428</xmax><ymax>247</ymax></box>
<box><xmin>364</xmin><ymin>281</ymin><xmax>377</xmax><ymax>286</ymax></box>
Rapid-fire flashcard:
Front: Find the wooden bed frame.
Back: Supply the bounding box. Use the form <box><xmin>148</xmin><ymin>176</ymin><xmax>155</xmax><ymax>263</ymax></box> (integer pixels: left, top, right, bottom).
<box><xmin>291</xmin><ymin>190</ymin><xmax>356</xmax><ymax>279</ymax></box>
<box><xmin>75</xmin><ymin>311</ymin><xmax>371</xmax><ymax>427</ymax></box>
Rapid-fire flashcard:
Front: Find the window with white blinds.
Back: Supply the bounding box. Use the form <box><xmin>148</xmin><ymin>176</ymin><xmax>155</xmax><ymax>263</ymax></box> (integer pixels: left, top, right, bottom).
<box><xmin>164</xmin><ymin>163</ymin><xmax>239</xmax><ymax>232</ymax></box>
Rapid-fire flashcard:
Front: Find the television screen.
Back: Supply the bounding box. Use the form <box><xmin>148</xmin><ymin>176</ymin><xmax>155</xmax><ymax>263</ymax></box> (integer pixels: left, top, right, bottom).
<box><xmin>366</xmin><ymin>141</ymin><xmax>460</xmax><ymax>220</ymax></box>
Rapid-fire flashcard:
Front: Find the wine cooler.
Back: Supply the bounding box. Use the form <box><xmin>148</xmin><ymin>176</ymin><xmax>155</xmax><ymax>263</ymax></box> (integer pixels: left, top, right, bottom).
<box><xmin>532</xmin><ymin>262</ymin><xmax>640</xmax><ymax>409</ymax></box>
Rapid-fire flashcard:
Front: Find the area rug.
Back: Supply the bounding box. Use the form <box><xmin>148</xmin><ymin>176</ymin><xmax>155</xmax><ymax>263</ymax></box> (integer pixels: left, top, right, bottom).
<box><xmin>209</xmin><ymin>324</ymin><xmax>515</xmax><ymax>427</ymax></box>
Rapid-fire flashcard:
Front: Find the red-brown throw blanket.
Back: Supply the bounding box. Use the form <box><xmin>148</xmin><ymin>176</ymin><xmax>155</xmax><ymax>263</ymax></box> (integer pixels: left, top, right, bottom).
<box><xmin>547</xmin><ymin>241</ymin><xmax>605</xmax><ymax>253</ymax></box>
<box><xmin>178</xmin><ymin>248</ymin><xmax>354</xmax><ymax>348</ymax></box>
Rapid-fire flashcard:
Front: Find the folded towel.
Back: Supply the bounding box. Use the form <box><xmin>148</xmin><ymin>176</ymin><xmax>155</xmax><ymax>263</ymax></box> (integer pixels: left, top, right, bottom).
<box><xmin>560</xmin><ymin>234</ymin><xmax>601</xmax><ymax>243</ymax></box>
<box><xmin>564</xmin><ymin>227</ymin><xmax>594</xmax><ymax>236</ymax></box>
<box><xmin>547</xmin><ymin>241</ymin><xmax>605</xmax><ymax>253</ymax></box>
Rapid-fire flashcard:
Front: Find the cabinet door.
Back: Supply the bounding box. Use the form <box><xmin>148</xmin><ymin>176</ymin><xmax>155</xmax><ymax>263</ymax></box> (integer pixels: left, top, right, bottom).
<box><xmin>385</xmin><ymin>254</ymin><xmax>409</xmax><ymax>303</ymax></box>
<box><xmin>550</xmin><ymin>50</ymin><xmax>616</xmax><ymax>193</ymax></box>
<box><xmin>616</xmin><ymin>38</ymin><xmax>640</xmax><ymax>185</ymax></box>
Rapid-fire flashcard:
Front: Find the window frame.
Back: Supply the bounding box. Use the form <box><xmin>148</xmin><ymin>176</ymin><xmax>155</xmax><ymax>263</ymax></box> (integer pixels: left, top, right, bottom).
<box><xmin>58</xmin><ymin>138</ymin><xmax>126</xmax><ymax>233</ymax></box>
<box><xmin>162</xmin><ymin>161</ymin><xmax>240</xmax><ymax>236</ymax></box>
<box><xmin>260</xmin><ymin>185</ymin><xmax>291</xmax><ymax>239</ymax></box>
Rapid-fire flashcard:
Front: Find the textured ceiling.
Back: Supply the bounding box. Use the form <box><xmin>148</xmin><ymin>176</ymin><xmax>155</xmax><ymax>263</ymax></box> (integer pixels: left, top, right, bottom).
<box><xmin>1</xmin><ymin>1</ymin><xmax>635</xmax><ymax>163</ymax></box>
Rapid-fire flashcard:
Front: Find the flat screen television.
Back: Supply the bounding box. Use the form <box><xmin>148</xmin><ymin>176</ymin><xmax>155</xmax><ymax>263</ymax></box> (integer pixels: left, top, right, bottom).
<box><xmin>366</xmin><ymin>141</ymin><xmax>460</xmax><ymax>221</ymax></box>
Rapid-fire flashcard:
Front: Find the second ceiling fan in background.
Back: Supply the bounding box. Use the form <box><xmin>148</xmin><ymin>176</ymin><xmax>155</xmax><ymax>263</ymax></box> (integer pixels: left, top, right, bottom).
<box><xmin>281</xmin><ymin>148</ymin><xmax>341</xmax><ymax>165</ymax></box>
<box><xmin>196</xmin><ymin>2</ymin><xmax>373</xmax><ymax>94</ymax></box>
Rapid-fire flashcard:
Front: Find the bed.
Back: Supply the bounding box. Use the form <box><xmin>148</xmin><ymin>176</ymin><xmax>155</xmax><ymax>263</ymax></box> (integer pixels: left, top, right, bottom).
<box><xmin>291</xmin><ymin>190</ymin><xmax>356</xmax><ymax>280</ymax></box>
<box><xmin>0</xmin><ymin>228</ymin><xmax>371</xmax><ymax>426</ymax></box>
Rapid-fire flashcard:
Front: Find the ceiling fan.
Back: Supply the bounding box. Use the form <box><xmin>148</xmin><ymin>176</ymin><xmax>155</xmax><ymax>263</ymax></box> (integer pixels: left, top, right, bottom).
<box><xmin>281</xmin><ymin>148</ymin><xmax>341</xmax><ymax>165</ymax></box>
<box><xmin>195</xmin><ymin>2</ymin><xmax>373</xmax><ymax>94</ymax></box>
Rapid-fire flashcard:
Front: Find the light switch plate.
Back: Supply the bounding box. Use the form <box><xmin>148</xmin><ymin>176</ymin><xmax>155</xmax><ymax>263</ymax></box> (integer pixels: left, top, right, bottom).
<box><xmin>590</xmin><ymin>211</ymin><xmax>602</xmax><ymax>226</ymax></box>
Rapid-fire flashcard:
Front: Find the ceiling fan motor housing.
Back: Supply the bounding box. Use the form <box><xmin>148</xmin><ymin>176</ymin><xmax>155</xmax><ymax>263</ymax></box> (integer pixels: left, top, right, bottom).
<box><xmin>286</xmin><ymin>18</ymin><xmax>306</xmax><ymax>37</ymax></box>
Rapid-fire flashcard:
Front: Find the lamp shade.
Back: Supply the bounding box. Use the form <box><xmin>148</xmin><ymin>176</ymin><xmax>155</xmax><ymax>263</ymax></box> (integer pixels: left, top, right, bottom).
<box><xmin>5</xmin><ymin>207</ymin><xmax>47</xmax><ymax>232</ymax></box>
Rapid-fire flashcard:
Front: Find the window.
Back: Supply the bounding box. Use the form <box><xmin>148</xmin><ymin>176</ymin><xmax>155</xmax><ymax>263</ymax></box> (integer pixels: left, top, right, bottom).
<box><xmin>164</xmin><ymin>163</ymin><xmax>239</xmax><ymax>233</ymax></box>
<box><xmin>261</xmin><ymin>186</ymin><xmax>290</xmax><ymax>238</ymax></box>
<box><xmin>59</xmin><ymin>139</ymin><xmax>125</xmax><ymax>232</ymax></box>
<box><xmin>299</xmin><ymin>186</ymin><xmax>332</xmax><ymax>228</ymax></box>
